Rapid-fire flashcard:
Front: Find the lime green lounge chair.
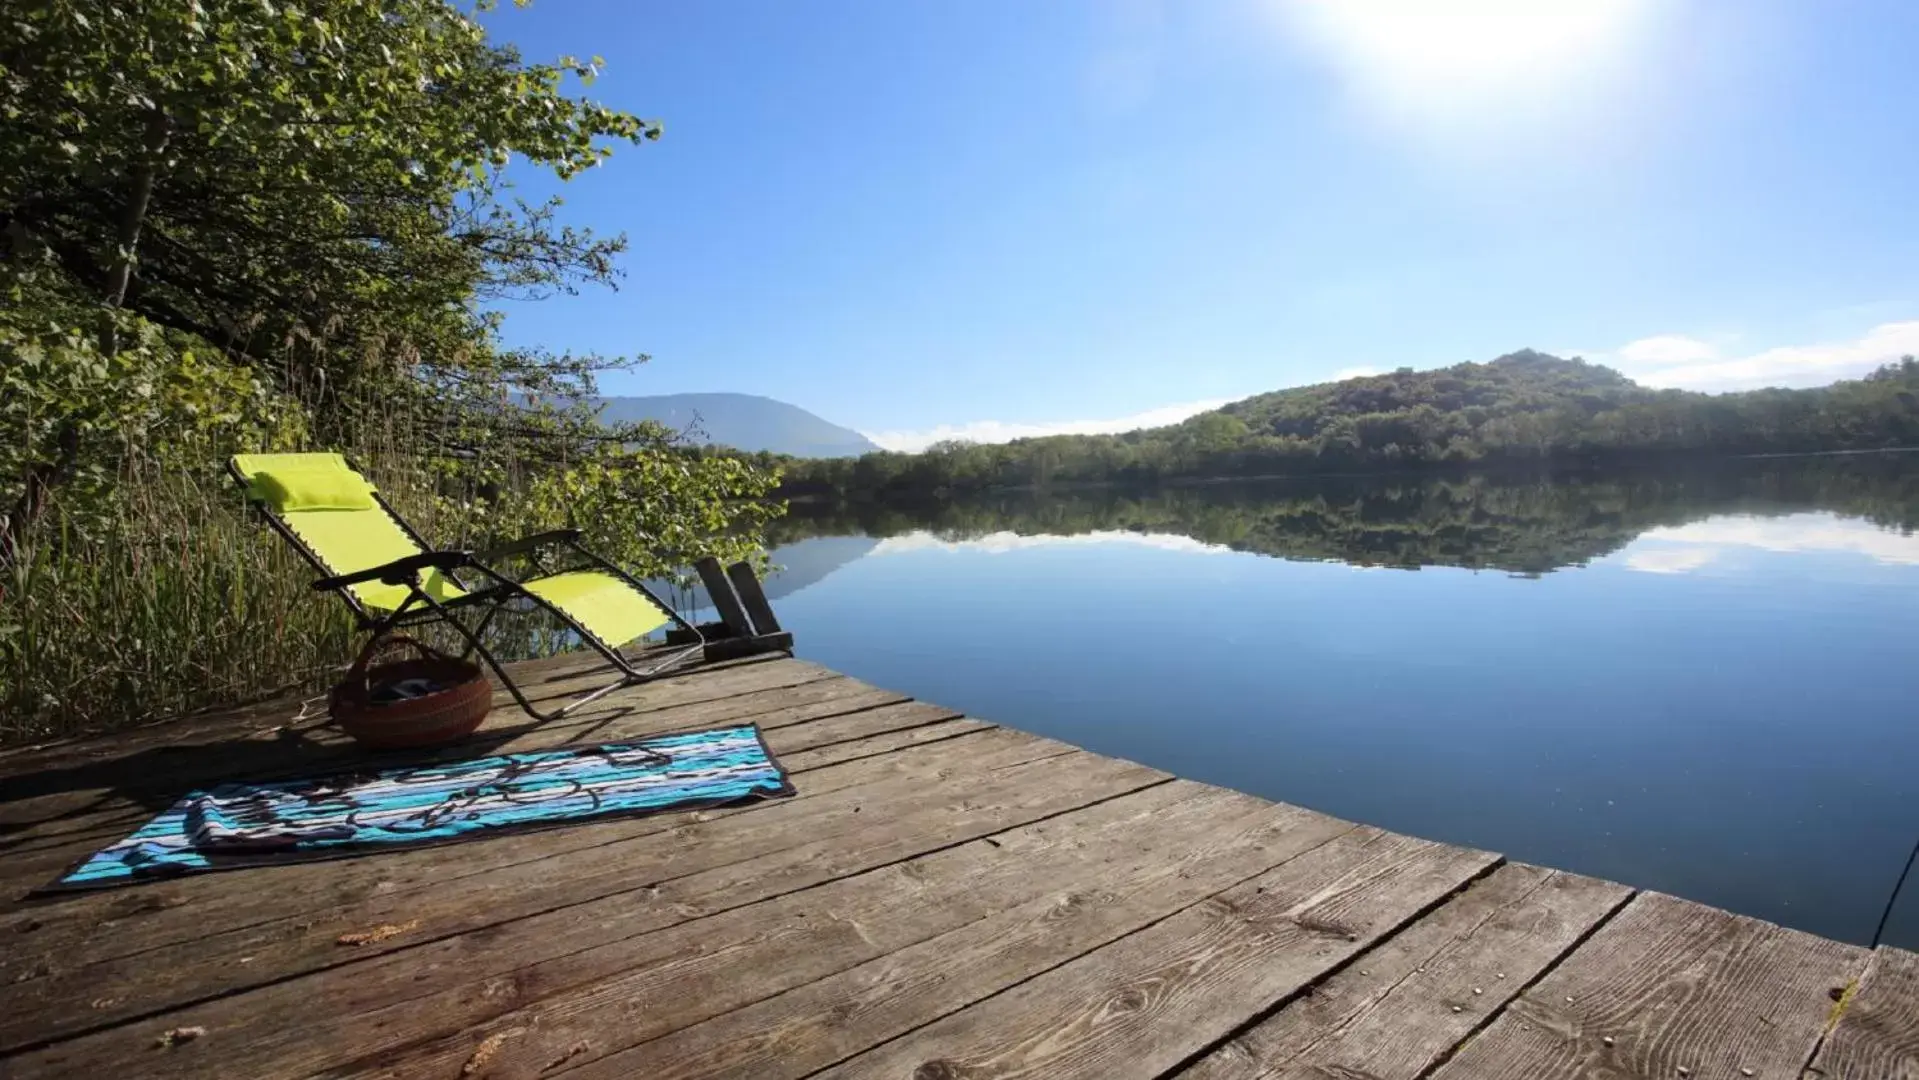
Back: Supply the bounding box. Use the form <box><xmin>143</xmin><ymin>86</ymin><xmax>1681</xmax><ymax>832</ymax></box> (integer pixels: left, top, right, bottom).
<box><xmin>228</xmin><ymin>452</ymin><xmax>703</xmax><ymax>721</ymax></box>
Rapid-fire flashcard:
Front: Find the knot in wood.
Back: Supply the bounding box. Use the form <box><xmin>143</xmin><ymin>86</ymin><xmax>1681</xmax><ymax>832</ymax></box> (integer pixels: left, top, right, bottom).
<box><xmin>1046</xmin><ymin>892</ymin><xmax>1089</xmax><ymax>919</ymax></box>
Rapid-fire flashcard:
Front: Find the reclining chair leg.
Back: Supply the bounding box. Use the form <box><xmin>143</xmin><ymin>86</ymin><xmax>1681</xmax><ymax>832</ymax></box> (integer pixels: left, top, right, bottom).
<box><xmin>413</xmin><ymin>588</ymin><xmax>707</xmax><ymax>722</ymax></box>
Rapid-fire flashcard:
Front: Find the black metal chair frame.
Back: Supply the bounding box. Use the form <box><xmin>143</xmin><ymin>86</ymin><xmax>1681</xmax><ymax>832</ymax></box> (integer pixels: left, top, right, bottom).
<box><xmin>227</xmin><ymin>460</ymin><xmax>704</xmax><ymax>722</ymax></box>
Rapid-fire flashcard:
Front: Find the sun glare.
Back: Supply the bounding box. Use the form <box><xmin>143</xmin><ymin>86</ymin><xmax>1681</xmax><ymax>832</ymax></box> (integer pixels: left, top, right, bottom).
<box><xmin>1279</xmin><ymin>0</ymin><xmax>1656</xmax><ymax>123</ymax></box>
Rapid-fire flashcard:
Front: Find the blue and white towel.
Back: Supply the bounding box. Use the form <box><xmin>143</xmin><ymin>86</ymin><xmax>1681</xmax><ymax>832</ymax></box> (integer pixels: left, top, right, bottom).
<box><xmin>48</xmin><ymin>725</ymin><xmax>793</xmax><ymax>891</ymax></box>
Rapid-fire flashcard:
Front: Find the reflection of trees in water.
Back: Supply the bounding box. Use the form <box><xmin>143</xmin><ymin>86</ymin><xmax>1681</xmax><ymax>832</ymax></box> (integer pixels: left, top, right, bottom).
<box><xmin>771</xmin><ymin>458</ymin><xmax>1919</xmax><ymax>576</ymax></box>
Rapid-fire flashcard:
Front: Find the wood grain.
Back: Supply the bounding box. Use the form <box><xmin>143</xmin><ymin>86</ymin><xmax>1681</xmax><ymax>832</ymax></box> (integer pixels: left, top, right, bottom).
<box><xmin>0</xmin><ymin>723</ymin><xmax>1072</xmax><ymax>1053</ymax></box>
<box><xmin>0</xmin><ymin>691</ymin><xmax>948</xmax><ymax>980</ymax></box>
<box><xmin>0</xmin><ymin>646</ymin><xmax>607</xmax><ymax>765</ymax></box>
<box><xmin>1429</xmin><ymin>890</ymin><xmax>1870</xmax><ymax>1080</ymax></box>
<box><xmin>810</xmin><ymin>828</ymin><xmax>1499</xmax><ymax>1080</ymax></box>
<box><xmin>1805</xmin><ymin>946</ymin><xmax>1919</xmax><ymax>1080</ymax></box>
<box><xmin>0</xmin><ymin>674</ymin><xmax>905</xmax><ymax>887</ymax></box>
<box><xmin>0</xmin><ymin>705</ymin><xmax>967</xmax><ymax>992</ymax></box>
<box><xmin>8</xmin><ymin>745</ymin><xmax>1166</xmax><ymax>1076</ymax></box>
<box><xmin>5</xmin><ymin>655</ymin><xmax>1914</xmax><ymax>1080</ymax></box>
<box><xmin>0</xmin><ymin>656</ymin><xmax>850</xmax><ymax>887</ymax></box>
<box><xmin>0</xmin><ymin>650</ymin><xmax>801</xmax><ymax>779</ymax></box>
<box><xmin>0</xmin><ymin>656</ymin><xmax>845</xmax><ymax>839</ymax></box>
<box><xmin>556</xmin><ymin>797</ymin><xmax>1356</xmax><ymax>1080</ymax></box>
<box><xmin>324</xmin><ymin>781</ymin><xmax>1342</xmax><ymax>1080</ymax></box>
<box><xmin>770</xmin><ymin>716</ymin><xmax>990</xmax><ymax>771</ymax></box>
<box><xmin>1178</xmin><ymin>863</ymin><xmax>1631</xmax><ymax>1080</ymax></box>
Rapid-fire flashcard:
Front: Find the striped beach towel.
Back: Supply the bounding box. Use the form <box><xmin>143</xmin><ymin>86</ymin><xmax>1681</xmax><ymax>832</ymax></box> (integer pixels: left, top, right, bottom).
<box><xmin>47</xmin><ymin>725</ymin><xmax>793</xmax><ymax>891</ymax></box>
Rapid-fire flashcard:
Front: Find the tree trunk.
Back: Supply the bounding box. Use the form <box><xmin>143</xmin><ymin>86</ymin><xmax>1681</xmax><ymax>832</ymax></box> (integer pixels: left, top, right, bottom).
<box><xmin>98</xmin><ymin>108</ymin><xmax>173</xmax><ymax>352</ymax></box>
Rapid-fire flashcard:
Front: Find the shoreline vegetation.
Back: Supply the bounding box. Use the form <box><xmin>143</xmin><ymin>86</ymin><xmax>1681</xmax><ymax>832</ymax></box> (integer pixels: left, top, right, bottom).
<box><xmin>775</xmin><ymin>444</ymin><xmax>1919</xmax><ymax>503</ymax></box>
<box><xmin>764</xmin><ymin>351</ymin><xmax>1919</xmax><ymax>501</ymax></box>
<box><xmin>769</xmin><ymin>456</ymin><xmax>1919</xmax><ymax>578</ymax></box>
<box><xmin>1</xmin><ymin>3</ymin><xmax>777</xmax><ymax>742</ymax></box>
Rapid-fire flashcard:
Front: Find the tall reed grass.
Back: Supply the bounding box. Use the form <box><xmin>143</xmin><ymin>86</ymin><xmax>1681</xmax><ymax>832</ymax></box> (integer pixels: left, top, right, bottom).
<box><xmin>0</xmin><ymin>446</ymin><xmax>584</xmax><ymax>744</ymax></box>
<box><xmin>2</xmin><ymin>462</ymin><xmax>356</xmax><ymax>742</ymax></box>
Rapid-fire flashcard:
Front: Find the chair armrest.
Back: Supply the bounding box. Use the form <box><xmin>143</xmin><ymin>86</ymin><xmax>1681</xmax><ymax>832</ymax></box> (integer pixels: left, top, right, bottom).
<box><xmin>474</xmin><ymin>528</ymin><xmax>583</xmax><ymax>563</ymax></box>
<box><xmin>312</xmin><ymin>550</ymin><xmax>471</xmax><ymax>592</ymax></box>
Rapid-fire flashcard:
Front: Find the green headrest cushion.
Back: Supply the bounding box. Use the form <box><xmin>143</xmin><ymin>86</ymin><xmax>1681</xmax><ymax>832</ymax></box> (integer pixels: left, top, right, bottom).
<box><xmin>250</xmin><ymin>465</ymin><xmax>378</xmax><ymax>512</ymax></box>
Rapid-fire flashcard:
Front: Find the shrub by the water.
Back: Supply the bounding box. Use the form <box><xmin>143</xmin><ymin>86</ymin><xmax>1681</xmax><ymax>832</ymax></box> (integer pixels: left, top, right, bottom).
<box><xmin>0</xmin><ymin>2</ymin><xmax>783</xmax><ymax>742</ymax></box>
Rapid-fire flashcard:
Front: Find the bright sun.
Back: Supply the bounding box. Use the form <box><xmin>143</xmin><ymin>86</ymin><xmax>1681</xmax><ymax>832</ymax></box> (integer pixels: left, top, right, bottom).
<box><xmin>1279</xmin><ymin>0</ymin><xmax>1656</xmax><ymax>121</ymax></box>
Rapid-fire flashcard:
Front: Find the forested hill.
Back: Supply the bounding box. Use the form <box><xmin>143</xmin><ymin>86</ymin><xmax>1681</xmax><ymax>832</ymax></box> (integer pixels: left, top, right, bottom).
<box><xmin>1211</xmin><ymin>349</ymin><xmax>1644</xmax><ymax>449</ymax></box>
<box><xmin>776</xmin><ymin>350</ymin><xmax>1919</xmax><ymax>497</ymax></box>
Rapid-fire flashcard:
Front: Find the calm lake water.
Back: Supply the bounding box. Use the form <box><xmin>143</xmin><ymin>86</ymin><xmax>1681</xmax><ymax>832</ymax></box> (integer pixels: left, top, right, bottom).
<box><xmin>737</xmin><ymin>458</ymin><xmax>1919</xmax><ymax>948</ymax></box>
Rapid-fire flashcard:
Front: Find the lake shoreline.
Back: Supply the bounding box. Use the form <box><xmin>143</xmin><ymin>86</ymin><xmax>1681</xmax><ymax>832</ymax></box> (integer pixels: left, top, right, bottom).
<box><xmin>756</xmin><ymin>456</ymin><xmax>1919</xmax><ymax>948</ymax></box>
<box><xmin>778</xmin><ymin>445</ymin><xmax>1919</xmax><ymax>506</ymax></box>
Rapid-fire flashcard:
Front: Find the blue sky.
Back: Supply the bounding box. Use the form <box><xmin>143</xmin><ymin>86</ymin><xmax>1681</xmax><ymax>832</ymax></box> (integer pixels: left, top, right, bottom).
<box><xmin>488</xmin><ymin>1</ymin><xmax>1919</xmax><ymax>449</ymax></box>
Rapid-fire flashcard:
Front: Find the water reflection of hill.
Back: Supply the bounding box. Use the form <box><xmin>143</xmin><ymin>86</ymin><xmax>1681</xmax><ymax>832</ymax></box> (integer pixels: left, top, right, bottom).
<box><xmin>770</xmin><ymin>458</ymin><xmax>1919</xmax><ymax>576</ymax></box>
<box><xmin>662</xmin><ymin>535</ymin><xmax>881</xmax><ymax>615</ymax></box>
<box><xmin>760</xmin><ymin>536</ymin><xmax>881</xmax><ymax>600</ymax></box>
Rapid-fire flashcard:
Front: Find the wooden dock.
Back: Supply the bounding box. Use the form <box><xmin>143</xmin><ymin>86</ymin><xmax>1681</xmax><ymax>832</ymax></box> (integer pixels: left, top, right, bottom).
<box><xmin>1</xmin><ymin>649</ymin><xmax>1914</xmax><ymax>1079</ymax></box>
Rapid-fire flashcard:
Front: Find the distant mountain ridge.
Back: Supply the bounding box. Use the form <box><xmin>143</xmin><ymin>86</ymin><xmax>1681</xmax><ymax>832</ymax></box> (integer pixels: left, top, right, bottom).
<box><xmin>584</xmin><ymin>393</ymin><xmax>879</xmax><ymax>458</ymax></box>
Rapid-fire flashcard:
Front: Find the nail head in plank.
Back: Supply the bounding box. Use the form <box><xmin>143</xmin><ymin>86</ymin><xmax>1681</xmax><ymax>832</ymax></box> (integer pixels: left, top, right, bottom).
<box><xmin>1427</xmin><ymin>891</ymin><xmax>1870</xmax><ymax>1080</ymax></box>
<box><xmin>1803</xmin><ymin>946</ymin><xmax>1919</xmax><ymax>1080</ymax></box>
<box><xmin>336</xmin><ymin>783</ymin><xmax>1323</xmax><ymax>1080</ymax></box>
<box><xmin>812</xmin><ymin>828</ymin><xmax>1499</xmax><ymax>1080</ymax></box>
<box><xmin>1178</xmin><ymin>863</ymin><xmax>1631</xmax><ymax>1080</ymax></box>
<box><xmin>5</xmin><ymin>752</ymin><xmax>1166</xmax><ymax>1077</ymax></box>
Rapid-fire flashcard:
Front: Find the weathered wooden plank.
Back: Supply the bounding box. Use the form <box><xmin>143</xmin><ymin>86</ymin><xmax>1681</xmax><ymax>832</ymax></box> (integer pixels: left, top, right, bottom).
<box><xmin>0</xmin><ymin>713</ymin><xmax>992</xmax><ymax>993</ymax></box>
<box><xmin>0</xmin><ymin>702</ymin><xmax>969</xmax><ymax>1005</ymax></box>
<box><xmin>1429</xmin><ymin>891</ymin><xmax>1870</xmax><ymax>1080</ymax></box>
<box><xmin>0</xmin><ymin>656</ymin><xmax>842</xmax><ymax>823</ymax></box>
<box><xmin>9</xmin><ymin>647</ymin><xmax>1908</xmax><ymax>1080</ymax></box>
<box><xmin>314</xmin><ymin>781</ymin><xmax>1348</xmax><ymax>1079</ymax></box>
<box><xmin>0</xmin><ymin>648</ymin><xmax>800</xmax><ymax>776</ymax></box>
<box><xmin>7</xmin><ymin>648</ymin><xmax>821</xmax><ymax>782</ymax></box>
<box><xmin>8</xmin><ymin>747</ymin><xmax>1165</xmax><ymax>1073</ymax></box>
<box><xmin>1804</xmin><ymin>946</ymin><xmax>1919</xmax><ymax>1080</ymax></box>
<box><xmin>0</xmin><ymin>647</ymin><xmax>606</xmax><ymax>764</ymax></box>
<box><xmin>0</xmin><ymin>675</ymin><xmax>895</xmax><ymax>867</ymax></box>
<box><xmin>0</xmin><ymin>676</ymin><xmax>914</xmax><ymax>899</ymax></box>
<box><xmin>752</xmin><ymin>701</ymin><xmax>958</xmax><ymax>756</ymax></box>
<box><xmin>0</xmin><ymin>656</ymin><xmax>841</xmax><ymax>862</ymax></box>
<box><xmin>808</xmin><ymin>828</ymin><xmax>1499</xmax><ymax>1080</ymax></box>
<box><xmin>773</xmin><ymin>717</ymin><xmax>992</xmax><ymax>771</ymax></box>
<box><xmin>550</xmin><ymin>796</ymin><xmax>1356</xmax><ymax>1080</ymax></box>
<box><xmin>0</xmin><ymin>721</ymin><xmax>1042</xmax><ymax>1048</ymax></box>
<box><xmin>468</xmin><ymin>648</ymin><xmax>815</xmax><ymax>719</ymax></box>
<box><xmin>1178</xmin><ymin>864</ymin><xmax>1631</xmax><ymax>1080</ymax></box>
<box><xmin>0</xmin><ymin>673</ymin><xmax>907</xmax><ymax>897</ymax></box>
<box><xmin>337</xmin><ymin>786</ymin><xmax>1350</xmax><ymax>1080</ymax></box>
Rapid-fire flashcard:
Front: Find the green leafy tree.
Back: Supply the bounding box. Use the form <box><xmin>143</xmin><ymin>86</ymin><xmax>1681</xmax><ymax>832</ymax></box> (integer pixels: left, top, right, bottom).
<box><xmin>2</xmin><ymin>0</ymin><xmax>652</xmax><ymax>362</ymax></box>
<box><xmin>0</xmin><ymin>1</ymin><xmax>785</xmax><ymax>736</ymax></box>
<box><xmin>1</xmin><ymin>0</ymin><xmax>691</xmax><ymax>535</ymax></box>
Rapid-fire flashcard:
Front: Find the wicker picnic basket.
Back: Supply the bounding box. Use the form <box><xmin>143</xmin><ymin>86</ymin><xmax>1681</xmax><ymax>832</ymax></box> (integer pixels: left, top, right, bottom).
<box><xmin>329</xmin><ymin>634</ymin><xmax>492</xmax><ymax>750</ymax></box>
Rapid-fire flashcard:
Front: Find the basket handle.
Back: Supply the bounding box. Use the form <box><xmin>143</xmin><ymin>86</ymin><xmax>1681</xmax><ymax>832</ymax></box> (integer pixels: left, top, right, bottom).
<box><xmin>344</xmin><ymin>633</ymin><xmax>456</xmax><ymax>686</ymax></box>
